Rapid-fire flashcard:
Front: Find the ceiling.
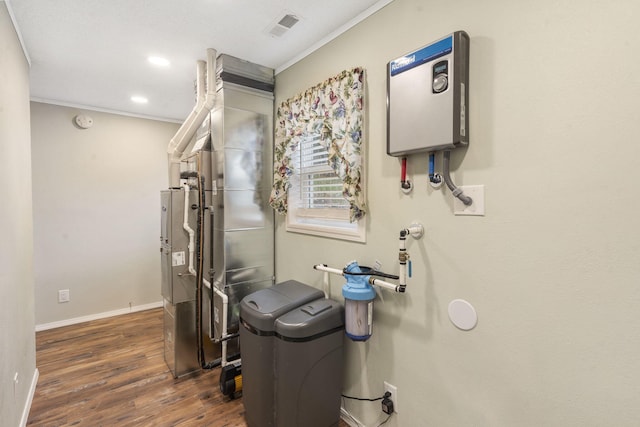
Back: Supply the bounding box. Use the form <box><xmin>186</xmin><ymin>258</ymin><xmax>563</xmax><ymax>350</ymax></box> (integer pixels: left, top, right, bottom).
<box><xmin>9</xmin><ymin>0</ymin><xmax>391</xmax><ymax>122</ymax></box>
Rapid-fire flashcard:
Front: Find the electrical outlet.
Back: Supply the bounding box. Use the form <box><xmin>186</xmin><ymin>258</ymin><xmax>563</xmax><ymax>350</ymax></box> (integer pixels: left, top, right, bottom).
<box><xmin>384</xmin><ymin>381</ymin><xmax>398</xmax><ymax>413</ymax></box>
<box><xmin>58</xmin><ymin>289</ymin><xmax>70</xmax><ymax>303</ymax></box>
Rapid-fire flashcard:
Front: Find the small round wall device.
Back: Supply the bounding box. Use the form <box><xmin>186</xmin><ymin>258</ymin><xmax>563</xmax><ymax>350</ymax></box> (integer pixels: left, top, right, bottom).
<box><xmin>74</xmin><ymin>114</ymin><xmax>93</xmax><ymax>129</ymax></box>
<box><xmin>448</xmin><ymin>299</ymin><xmax>478</xmax><ymax>331</ymax></box>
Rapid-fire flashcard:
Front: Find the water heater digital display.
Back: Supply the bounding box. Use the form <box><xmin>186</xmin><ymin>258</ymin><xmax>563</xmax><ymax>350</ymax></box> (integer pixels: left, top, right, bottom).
<box><xmin>387</xmin><ymin>31</ymin><xmax>470</xmax><ymax>156</ymax></box>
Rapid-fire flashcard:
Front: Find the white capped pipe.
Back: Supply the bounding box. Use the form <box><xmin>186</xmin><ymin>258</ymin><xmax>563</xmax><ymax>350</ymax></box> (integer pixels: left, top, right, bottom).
<box><xmin>168</xmin><ymin>49</ymin><xmax>217</xmax><ymax>187</ymax></box>
<box><xmin>183</xmin><ymin>183</ymin><xmax>196</xmax><ymax>276</ymax></box>
<box><xmin>313</xmin><ymin>264</ymin><xmax>344</xmax><ymax>276</ymax></box>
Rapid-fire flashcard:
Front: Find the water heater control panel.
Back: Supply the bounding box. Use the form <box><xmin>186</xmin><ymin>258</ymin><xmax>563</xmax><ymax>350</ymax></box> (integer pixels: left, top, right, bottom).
<box><xmin>387</xmin><ymin>31</ymin><xmax>469</xmax><ymax>156</ymax></box>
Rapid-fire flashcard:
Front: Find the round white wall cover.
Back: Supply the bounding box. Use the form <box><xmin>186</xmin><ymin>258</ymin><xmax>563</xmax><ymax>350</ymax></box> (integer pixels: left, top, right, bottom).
<box><xmin>448</xmin><ymin>299</ymin><xmax>478</xmax><ymax>331</ymax></box>
<box><xmin>74</xmin><ymin>114</ymin><xmax>93</xmax><ymax>129</ymax></box>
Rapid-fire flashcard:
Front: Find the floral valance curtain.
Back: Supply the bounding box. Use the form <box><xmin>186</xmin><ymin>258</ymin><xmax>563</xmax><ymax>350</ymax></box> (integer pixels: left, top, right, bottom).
<box><xmin>269</xmin><ymin>67</ymin><xmax>366</xmax><ymax>222</ymax></box>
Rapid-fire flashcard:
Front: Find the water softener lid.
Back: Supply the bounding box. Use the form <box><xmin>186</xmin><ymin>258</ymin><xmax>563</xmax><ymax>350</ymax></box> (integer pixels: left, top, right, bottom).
<box><xmin>240</xmin><ymin>280</ymin><xmax>325</xmax><ymax>332</ymax></box>
<box><xmin>270</xmin><ymin>280</ymin><xmax>325</xmax><ymax>303</ymax></box>
<box><xmin>274</xmin><ymin>298</ymin><xmax>344</xmax><ymax>339</ymax></box>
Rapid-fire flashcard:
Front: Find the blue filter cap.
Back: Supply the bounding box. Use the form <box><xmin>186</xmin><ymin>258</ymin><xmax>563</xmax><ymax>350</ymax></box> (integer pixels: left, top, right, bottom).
<box><xmin>342</xmin><ymin>261</ymin><xmax>376</xmax><ymax>301</ymax></box>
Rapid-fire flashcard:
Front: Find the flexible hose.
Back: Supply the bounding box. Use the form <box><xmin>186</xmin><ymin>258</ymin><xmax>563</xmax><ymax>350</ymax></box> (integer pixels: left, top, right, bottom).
<box><xmin>401</xmin><ymin>157</ymin><xmax>407</xmax><ymax>183</ymax></box>
<box><xmin>429</xmin><ymin>153</ymin><xmax>435</xmax><ymax>176</ymax></box>
<box><xmin>195</xmin><ymin>173</ymin><xmax>205</xmax><ymax>367</ymax></box>
<box><xmin>442</xmin><ymin>150</ymin><xmax>472</xmax><ymax>205</ymax></box>
<box><xmin>195</xmin><ymin>159</ymin><xmax>216</xmax><ymax>370</ymax></box>
<box><xmin>342</xmin><ymin>265</ymin><xmax>399</xmax><ymax>280</ymax></box>
<box><xmin>400</xmin><ymin>157</ymin><xmax>411</xmax><ymax>190</ymax></box>
<box><xmin>429</xmin><ymin>152</ymin><xmax>441</xmax><ymax>184</ymax></box>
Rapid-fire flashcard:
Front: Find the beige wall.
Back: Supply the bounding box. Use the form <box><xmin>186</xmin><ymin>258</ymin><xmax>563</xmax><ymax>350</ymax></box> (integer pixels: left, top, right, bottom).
<box><xmin>274</xmin><ymin>0</ymin><xmax>640</xmax><ymax>425</ymax></box>
<box><xmin>30</xmin><ymin>102</ymin><xmax>179</xmax><ymax>326</ymax></box>
<box><xmin>0</xmin><ymin>2</ymin><xmax>37</xmax><ymax>425</ymax></box>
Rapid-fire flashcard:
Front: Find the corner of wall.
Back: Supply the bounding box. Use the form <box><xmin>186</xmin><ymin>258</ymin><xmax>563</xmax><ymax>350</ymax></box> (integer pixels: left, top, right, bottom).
<box><xmin>19</xmin><ymin>368</ymin><xmax>39</xmax><ymax>427</ymax></box>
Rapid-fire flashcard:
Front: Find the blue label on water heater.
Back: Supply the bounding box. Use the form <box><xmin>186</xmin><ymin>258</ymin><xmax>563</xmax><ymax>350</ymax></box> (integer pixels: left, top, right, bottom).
<box><xmin>390</xmin><ymin>35</ymin><xmax>453</xmax><ymax>76</ymax></box>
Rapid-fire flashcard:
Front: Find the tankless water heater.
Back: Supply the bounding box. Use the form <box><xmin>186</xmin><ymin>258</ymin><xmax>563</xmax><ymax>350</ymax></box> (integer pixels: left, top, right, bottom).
<box><xmin>387</xmin><ymin>31</ymin><xmax>469</xmax><ymax>156</ymax></box>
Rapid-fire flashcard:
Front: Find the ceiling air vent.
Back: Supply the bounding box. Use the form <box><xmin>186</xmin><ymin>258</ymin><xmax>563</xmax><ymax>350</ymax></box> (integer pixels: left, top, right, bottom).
<box><xmin>268</xmin><ymin>13</ymin><xmax>299</xmax><ymax>37</ymax></box>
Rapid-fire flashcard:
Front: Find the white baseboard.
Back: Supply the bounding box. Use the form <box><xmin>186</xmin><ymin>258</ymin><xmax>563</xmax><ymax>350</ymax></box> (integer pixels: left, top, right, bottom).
<box><xmin>341</xmin><ymin>406</ymin><xmax>364</xmax><ymax>427</ymax></box>
<box><xmin>20</xmin><ymin>368</ymin><xmax>39</xmax><ymax>427</ymax></box>
<box><xmin>35</xmin><ymin>301</ymin><xmax>163</xmax><ymax>332</ymax></box>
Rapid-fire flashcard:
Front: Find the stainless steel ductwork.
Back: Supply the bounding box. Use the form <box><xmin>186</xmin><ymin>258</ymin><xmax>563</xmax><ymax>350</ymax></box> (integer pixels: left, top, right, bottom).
<box><xmin>210</xmin><ymin>54</ymin><xmax>275</xmax><ymax>351</ymax></box>
<box><xmin>161</xmin><ymin>52</ymin><xmax>274</xmax><ymax>378</ymax></box>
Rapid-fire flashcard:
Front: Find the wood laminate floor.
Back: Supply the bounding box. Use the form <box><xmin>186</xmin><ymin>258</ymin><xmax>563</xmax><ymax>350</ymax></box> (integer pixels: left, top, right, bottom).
<box><xmin>27</xmin><ymin>308</ymin><xmax>349</xmax><ymax>427</ymax></box>
<box><xmin>27</xmin><ymin>308</ymin><xmax>246</xmax><ymax>426</ymax></box>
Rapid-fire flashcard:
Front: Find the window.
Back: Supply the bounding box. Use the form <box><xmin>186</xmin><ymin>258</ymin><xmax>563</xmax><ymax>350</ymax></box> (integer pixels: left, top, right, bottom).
<box><xmin>285</xmin><ymin>135</ymin><xmax>366</xmax><ymax>242</ymax></box>
<box><xmin>269</xmin><ymin>67</ymin><xmax>366</xmax><ymax>242</ymax></box>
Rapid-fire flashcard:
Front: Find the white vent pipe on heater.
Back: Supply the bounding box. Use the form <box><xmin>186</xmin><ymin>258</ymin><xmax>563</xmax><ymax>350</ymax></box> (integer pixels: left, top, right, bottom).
<box><xmin>167</xmin><ymin>49</ymin><xmax>217</xmax><ymax>188</ymax></box>
<box><xmin>182</xmin><ymin>183</ymin><xmax>197</xmax><ymax>276</ymax></box>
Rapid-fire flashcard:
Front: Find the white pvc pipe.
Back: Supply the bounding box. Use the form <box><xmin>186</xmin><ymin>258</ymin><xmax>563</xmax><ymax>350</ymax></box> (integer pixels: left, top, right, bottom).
<box><xmin>399</xmin><ymin>234</ymin><xmax>407</xmax><ymax>287</ymax></box>
<box><xmin>195</xmin><ymin>60</ymin><xmax>206</xmax><ymax>107</ymax></box>
<box><xmin>369</xmin><ymin>278</ymin><xmax>400</xmax><ymax>292</ymax></box>
<box><xmin>212</xmin><ymin>284</ymin><xmax>230</xmax><ymax>366</ymax></box>
<box><xmin>398</xmin><ymin>223</ymin><xmax>423</xmax><ymax>288</ymax></box>
<box><xmin>322</xmin><ymin>272</ymin><xmax>329</xmax><ymax>299</ymax></box>
<box><xmin>167</xmin><ymin>61</ymin><xmax>205</xmax><ymax>185</ymax></box>
<box><xmin>169</xmin><ymin>61</ymin><xmax>205</xmax><ymax>154</ymax></box>
<box><xmin>182</xmin><ymin>183</ymin><xmax>196</xmax><ymax>276</ymax></box>
<box><xmin>313</xmin><ymin>264</ymin><xmax>344</xmax><ymax>276</ymax></box>
<box><xmin>314</xmin><ymin>263</ymin><xmax>405</xmax><ymax>293</ymax></box>
<box><xmin>314</xmin><ymin>265</ymin><xmax>336</xmax><ymax>297</ymax></box>
<box><xmin>168</xmin><ymin>49</ymin><xmax>217</xmax><ymax>187</ymax></box>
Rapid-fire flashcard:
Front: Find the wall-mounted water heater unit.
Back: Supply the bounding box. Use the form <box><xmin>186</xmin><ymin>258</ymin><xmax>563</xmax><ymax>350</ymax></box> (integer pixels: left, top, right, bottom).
<box><xmin>387</xmin><ymin>31</ymin><xmax>470</xmax><ymax>156</ymax></box>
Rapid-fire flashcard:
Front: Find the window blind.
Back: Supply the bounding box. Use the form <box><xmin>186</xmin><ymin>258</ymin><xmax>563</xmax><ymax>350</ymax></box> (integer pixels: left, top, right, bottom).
<box><xmin>296</xmin><ymin>136</ymin><xmax>349</xmax><ymax>214</ymax></box>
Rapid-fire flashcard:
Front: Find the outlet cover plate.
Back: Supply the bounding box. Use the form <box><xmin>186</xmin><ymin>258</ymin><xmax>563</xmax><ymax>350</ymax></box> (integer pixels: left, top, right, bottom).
<box><xmin>58</xmin><ymin>289</ymin><xmax>70</xmax><ymax>303</ymax></box>
<box><xmin>454</xmin><ymin>185</ymin><xmax>485</xmax><ymax>216</ymax></box>
<box><xmin>384</xmin><ymin>381</ymin><xmax>398</xmax><ymax>413</ymax></box>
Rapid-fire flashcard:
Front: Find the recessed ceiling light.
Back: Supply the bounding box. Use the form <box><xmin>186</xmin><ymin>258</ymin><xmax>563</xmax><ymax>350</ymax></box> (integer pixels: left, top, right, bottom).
<box><xmin>148</xmin><ymin>56</ymin><xmax>170</xmax><ymax>67</ymax></box>
<box><xmin>131</xmin><ymin>96</ymin><xmax>148</xmax><ymax>104</ymax></box>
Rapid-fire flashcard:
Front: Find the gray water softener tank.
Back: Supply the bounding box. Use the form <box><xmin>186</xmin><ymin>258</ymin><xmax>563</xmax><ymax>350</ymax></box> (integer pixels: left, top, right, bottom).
<box><xmin>274</xmin><ymin>298</ymin><xmax>344</xmax><ymax>427</ymax></box>
<box><xmin>240</xmin><ymin>280</ymin><xmax>326</xmax><ymax>427</ymax></box>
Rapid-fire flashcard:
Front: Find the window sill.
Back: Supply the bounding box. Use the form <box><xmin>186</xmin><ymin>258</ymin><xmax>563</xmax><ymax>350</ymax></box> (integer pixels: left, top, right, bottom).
<box><xmin>285</xmin><ymin>218</ymin><xmax>366</xmax><ymax>243</ymax></box>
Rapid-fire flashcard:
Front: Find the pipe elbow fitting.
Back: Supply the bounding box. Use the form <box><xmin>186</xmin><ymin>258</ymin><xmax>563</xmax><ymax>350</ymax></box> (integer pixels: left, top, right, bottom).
<box><xmin>203</xmin><ymin>96</ymin><xmax>216</xmax><ymax>110</ymax></box>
